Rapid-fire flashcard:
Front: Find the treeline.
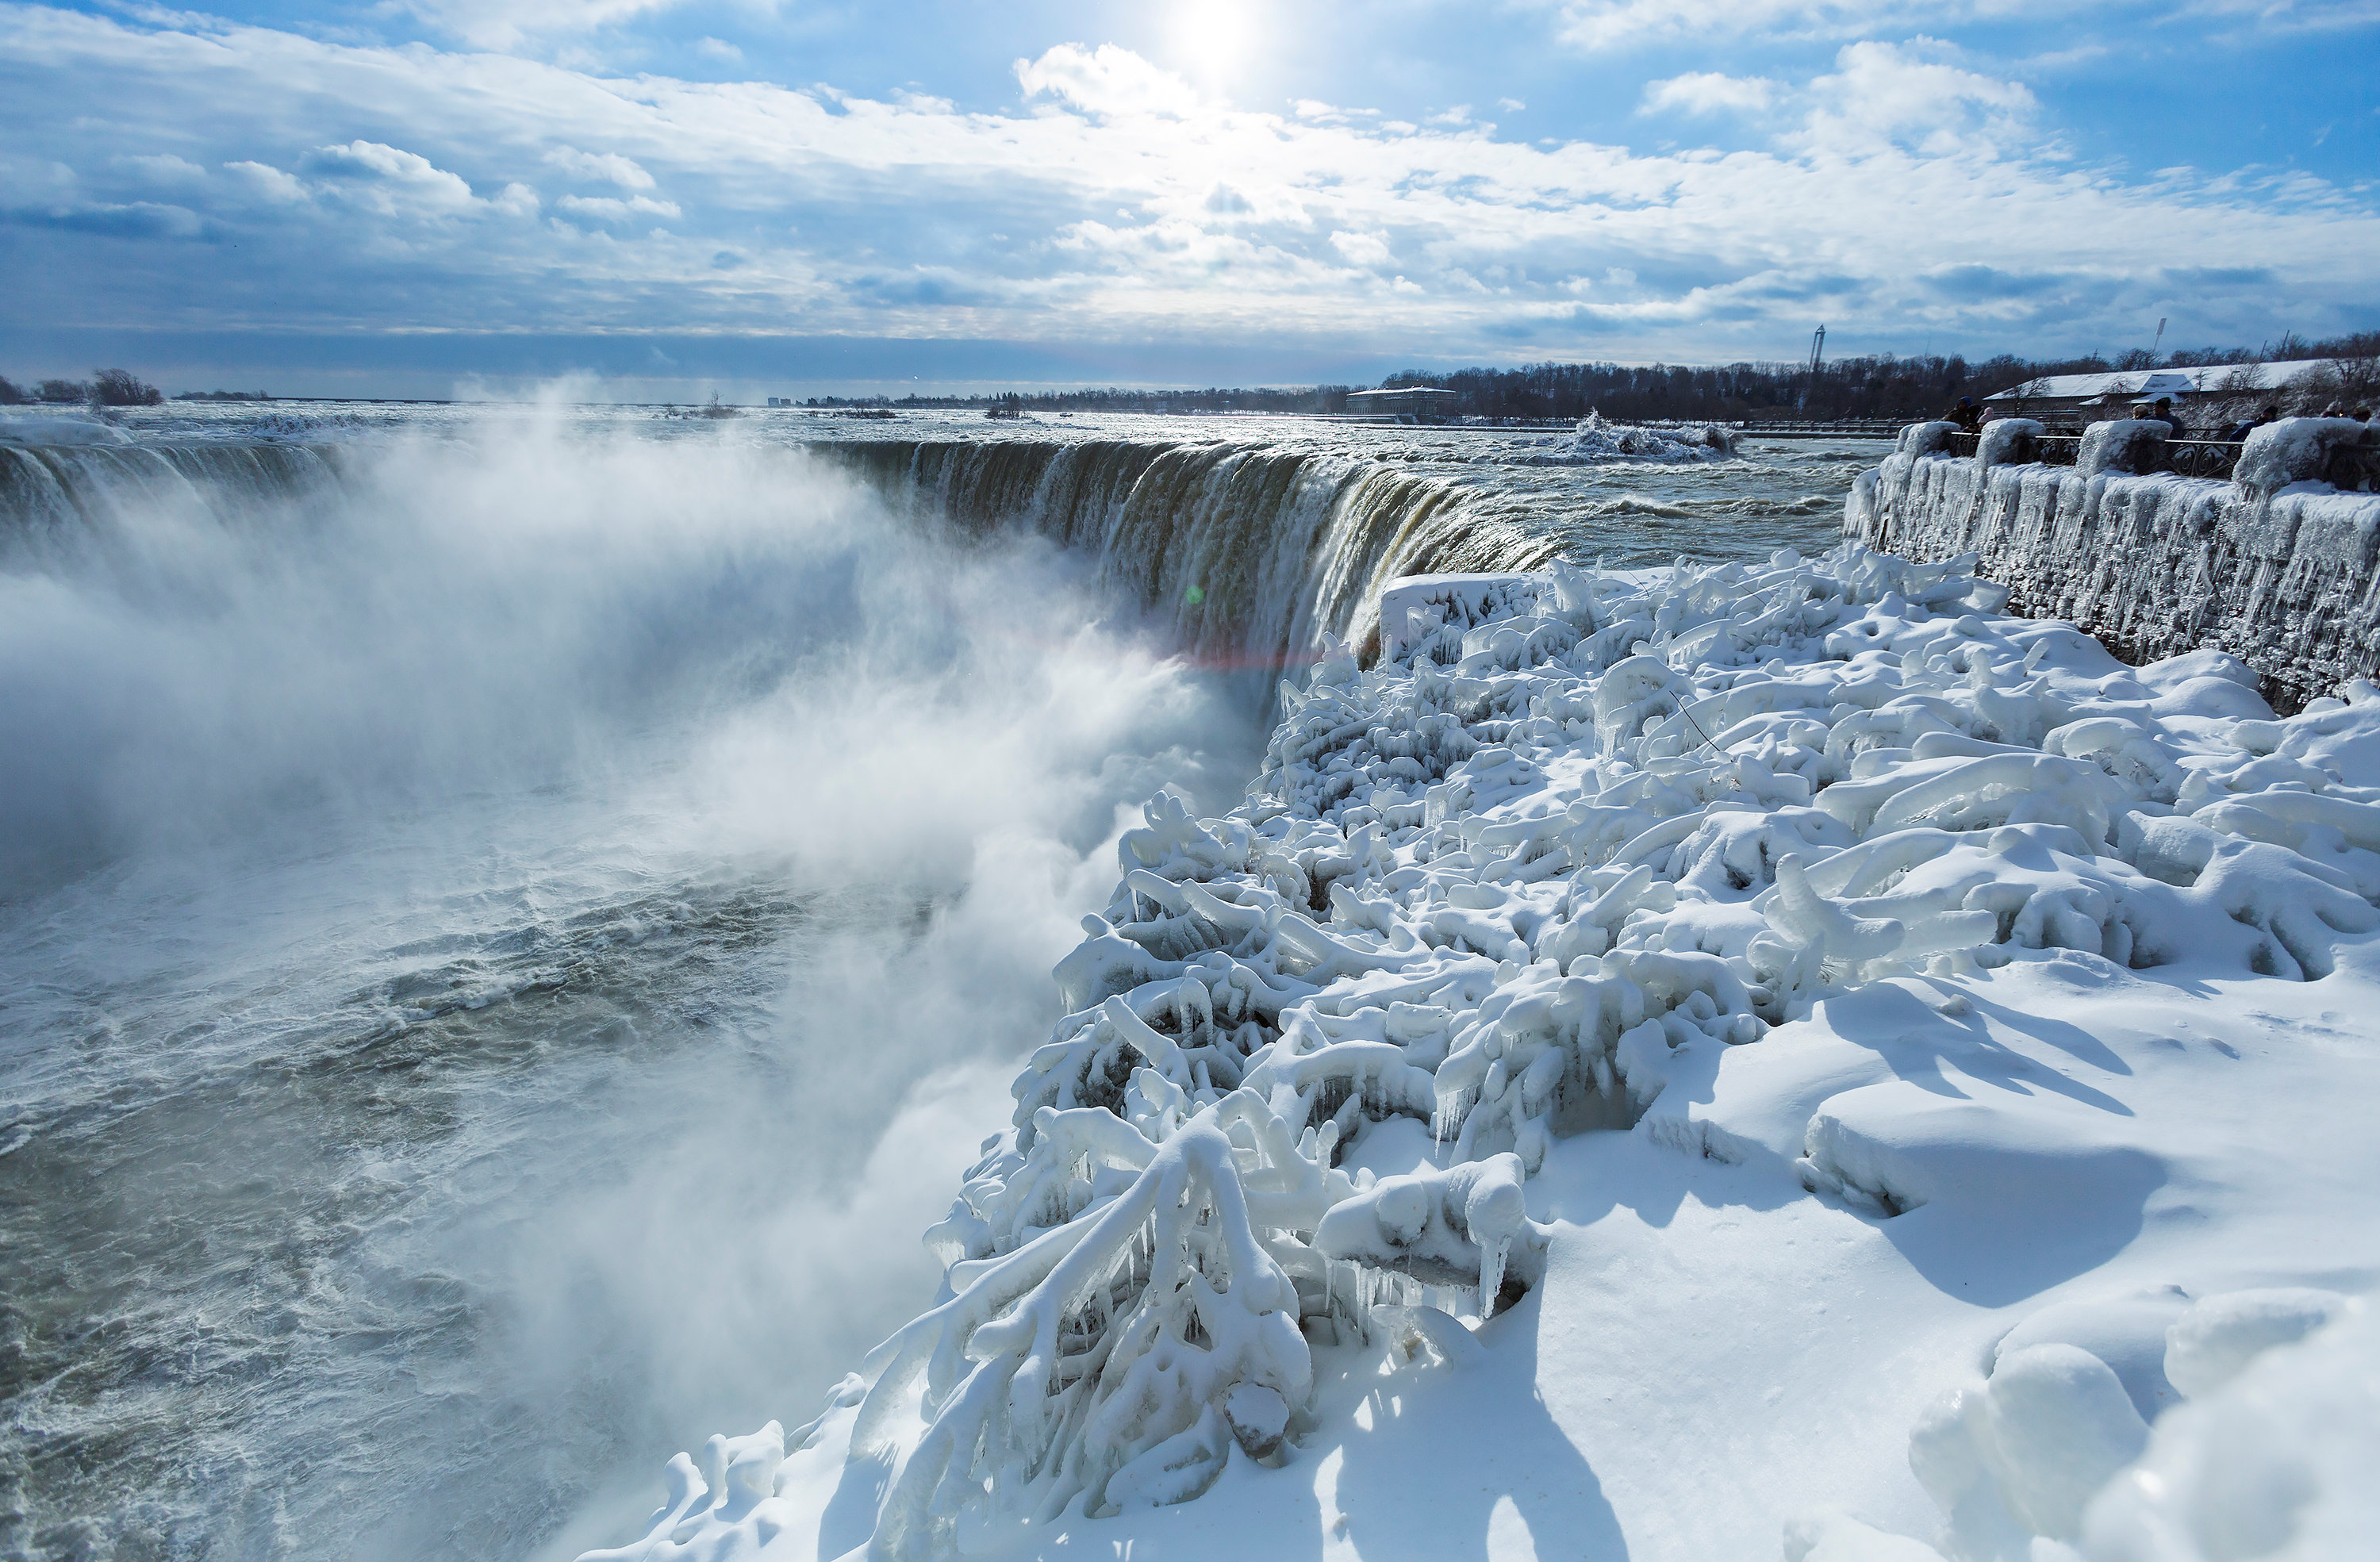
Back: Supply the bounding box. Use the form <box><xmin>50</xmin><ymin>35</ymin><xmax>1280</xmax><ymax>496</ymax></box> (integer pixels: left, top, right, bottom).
<box><xmin>797</xmin><ymin>386</ymin><xmax>1356</xmax><ymax>413</ymax></box>
<box><xmin>788</xmin><ymin>328</ymin><xmax>2380</xmax><ymax>424</ymax></box>
<box><xmin>0</xmin><ymin>368</ymin><xmax>165</xmax><ymax>407</ymax></box>
<box><xmin>1376</xmin><ymin>331</ymin><xmax>2380</xmax><ymax>423</ymax></box>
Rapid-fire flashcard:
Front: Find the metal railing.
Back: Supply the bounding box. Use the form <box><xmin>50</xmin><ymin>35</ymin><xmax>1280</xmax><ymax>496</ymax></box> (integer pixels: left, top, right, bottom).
<box><xmin>1734</xmin><ymin>419</ymin><xmax>1906</xmax><ymax>438</ymax></box>
<box><xmin>1939</xmin><ymin>429</ymin><xmax>2242</xmax><ymax>480</ymax></box>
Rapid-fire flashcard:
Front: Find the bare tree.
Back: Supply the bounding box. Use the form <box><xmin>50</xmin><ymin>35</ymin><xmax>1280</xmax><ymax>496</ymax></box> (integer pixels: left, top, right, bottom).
<box><xmin>89</xmin><ymin>367</ymin><xmax>164</xmax><ymax>407</ymax></box>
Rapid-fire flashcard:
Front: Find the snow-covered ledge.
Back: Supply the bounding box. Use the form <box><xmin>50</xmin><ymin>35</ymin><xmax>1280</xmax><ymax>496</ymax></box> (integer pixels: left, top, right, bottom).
<box><xmin>1846</xmin><ymin>416</ymin><xmax>2380</xmax><ymax>710</ymax></box>
<box><xmin>585</xmin><ymin>546</ymin><xmax>2380</xmax><ymax>1562</ymax></box>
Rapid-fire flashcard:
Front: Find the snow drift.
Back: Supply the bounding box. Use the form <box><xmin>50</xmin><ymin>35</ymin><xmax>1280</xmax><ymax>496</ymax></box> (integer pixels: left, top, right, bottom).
<box><xmin>585</xmin><ymin>538</ymin><xmax>2380</xmax><ymax>1562</ymax></box>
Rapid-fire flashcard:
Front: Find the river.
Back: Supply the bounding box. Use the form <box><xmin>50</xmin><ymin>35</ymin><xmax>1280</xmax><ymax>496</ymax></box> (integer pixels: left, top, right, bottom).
<box><xmin>0</xmin><ymin>405</ymin><xmax>1883</xmax><ymax>1560</ymax></box>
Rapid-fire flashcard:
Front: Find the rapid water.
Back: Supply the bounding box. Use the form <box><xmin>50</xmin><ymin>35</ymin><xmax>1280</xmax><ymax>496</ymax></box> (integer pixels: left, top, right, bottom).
<box><xmin>0</xmin><ymin>405</ymin><xmax>1878</xmax><ymax>1560</ymax></box>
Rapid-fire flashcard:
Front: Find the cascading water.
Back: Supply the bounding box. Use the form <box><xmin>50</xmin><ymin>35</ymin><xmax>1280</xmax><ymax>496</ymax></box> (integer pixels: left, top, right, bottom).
<box><xmin>0</xmin><ymin>413</ymin><xmax>1855</xmax><ymax>1562</ymax></box>
<box><xmin>821</xmin><ymin>439</ymin><xmax>1562</xmax><ymax>687</ymax></box>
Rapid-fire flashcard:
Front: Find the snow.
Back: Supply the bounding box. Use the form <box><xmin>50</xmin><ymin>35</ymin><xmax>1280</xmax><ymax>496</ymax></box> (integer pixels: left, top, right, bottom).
<box><xmin>2085</xmin><ymin>1295</ymin><xmax>2377</xmax><ymax>1562</ymax></box>
<box><xmin>1979</xmin><ymin>360</ymin><xmax>2345</xmax><ymax>405</ymax></box>
<box><xmin>1502</xmin><ymin>412</ymin><xmax>1739</xmax><ymax>467</ymax></box>
<box><xmin>580</xmin><ymin>542</ymin><xmax>2380</xmax><ymax>1562</ymax></box>
<box><xmin>2232</xmin><ymin>416</ymin><xmax>2377</xmax><ymax>493</ymax></box>
<box><xmin>1851</xmin><ymin>415</ymin><xmax>2380</xmax><ymax>710</ymax></box>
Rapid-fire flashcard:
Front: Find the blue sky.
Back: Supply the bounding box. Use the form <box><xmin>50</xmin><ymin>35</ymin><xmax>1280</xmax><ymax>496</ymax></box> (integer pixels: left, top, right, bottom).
<box><xmin>3</xmin><ymin>0</ymin><xmax>2375</xmax><ymax>398</ymax></box>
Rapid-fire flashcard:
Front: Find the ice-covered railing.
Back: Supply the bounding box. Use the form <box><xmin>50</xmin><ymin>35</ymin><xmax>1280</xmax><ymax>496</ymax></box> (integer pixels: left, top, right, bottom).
<box><xmin>589</xmin><ymin>539</ymin><xmax>2380</xmax><ymax>1562</ymax></box>
<box><xmin>1848</xmin><ymin>414</ymin><xmax>2380</xmax><ymax>710</ymax></box>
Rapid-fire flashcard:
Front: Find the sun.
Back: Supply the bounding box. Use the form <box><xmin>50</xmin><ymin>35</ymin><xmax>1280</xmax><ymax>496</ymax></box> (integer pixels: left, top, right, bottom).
<box><xmin>1165</xmin><ymin>0</ymin><xmax>1263</xmax><ymax>84</ymax></box>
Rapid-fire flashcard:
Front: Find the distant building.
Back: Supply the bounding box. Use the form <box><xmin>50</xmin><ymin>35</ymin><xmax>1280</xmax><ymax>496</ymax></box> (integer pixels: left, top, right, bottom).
<box><xmin>1983</xmin><ymin>359</ymin><xmax>2338</xmax><ymax>421</ymax></box>
<box><xmin>1345</xmin><ymin>387</ymin><xmax>1463</xmax><ymax>420</ymax></box>
<box><xmin>766</xmin><ymin>396</ymin><xmax>792</xmax><ymax>407</ymax></box>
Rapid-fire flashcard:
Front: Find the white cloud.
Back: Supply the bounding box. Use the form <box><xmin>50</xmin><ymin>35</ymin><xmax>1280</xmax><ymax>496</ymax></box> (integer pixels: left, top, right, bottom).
<box><xmin>222</xmin><ymin>160</ymin><xmax>307</xmax><ymax>203</ymax></box>
<box><xmin>1798</xmin><ymin>39</ymin><xmax>2037</xmax><ymax>154</ymax></box>
<box><xmin>1553</xmin><ymin>0</ymin><xmax>2081</xmax><ymax>49</ymax></box>
<box><xmin>544</xmin><ymin>147</ymin><xmax>656</xmax><ymax>190</ymax></box>
<box><xmin>1640</xmin><ymin>72</ymin><xmax>1782</xmax><ymax>115</ymax></box>
<box><xmin>1015</xmin><ymin>43</ymin><xmax>1201</xmax><ymax>118</ymax></box>
<box><xmin>398</xmin><ymin>0</ymin><xmax>690</xmax><ymax>52</ymax></box>
<box><xmin>113</xmin><ymin>152</ymin><xmax>208</xmax><ymax>186</ymax></box>
<box><xmin>555</xmin><ymin>194</ymin><xmax>681</xmax><ymax>222</ymax></box>
<box><xmin>1549</xmin><ymin>0</ymin><xmax>2374</xmax><ymax>49</ymax></box>
<box><xmin>1330</xmin><ymin>231</ymin><xmax>1394</xmax><ymax>267</ymax></box>
<box><xmin>2176</xmin><ymin>0</ymin><xmax>2380</xmax><ymax>31</ymax></box>
<box><xmin>695</xmin><ymin>37</ymin><xmax>743</xmax><ymax>63</ymax></box>
<box><xmin>1563</xmin><ymin>0</ymin><xmax>1875</xmax><ymax>48</ymax></box>
<box><xmin>299</xmin><ymin>140</ymin><xmax>477</xmax><ymax>213</ymax></box>
<box><xmin>1</xmin><ymin>13</ymin><xmax>2372</xmax><ymax>365</ymax></box>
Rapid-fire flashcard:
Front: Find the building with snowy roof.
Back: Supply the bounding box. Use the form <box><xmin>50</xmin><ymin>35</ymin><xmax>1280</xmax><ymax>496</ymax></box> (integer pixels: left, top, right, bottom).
<box><xmin>1345</xmin><ymin>386</ymin><xmax>1463</xmax><ymax>420</ymax></box>
<box><xmin>1982</xmin><ymin>359</ymin><xmax>2340</xmax><ymax>420</ymax></box>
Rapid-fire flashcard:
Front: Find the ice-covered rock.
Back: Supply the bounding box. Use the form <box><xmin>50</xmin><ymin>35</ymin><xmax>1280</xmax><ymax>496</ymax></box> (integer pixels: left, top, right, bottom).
<box><xmin>1505</xmin><ymin>411</ymin><xmax>1740</xmax><ymax>466</ymax></box>
<box><xmin>590</xmin><ymin>540</ymin><xmax>2380</xmax><ymax>1562</ymax></box>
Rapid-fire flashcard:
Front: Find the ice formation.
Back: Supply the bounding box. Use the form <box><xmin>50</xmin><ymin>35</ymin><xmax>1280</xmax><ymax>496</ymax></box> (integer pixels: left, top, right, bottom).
<box><xmin>1503</xmin><ymin>412</ymin><xmax>1740</xmax><ymax>466</ymax></box>
<box><xmin>585</xmin><ymin>525</ymin><xmax>2380</xmax><ymax>1562</ymax></box>
<box><xmin>1850</xmin><ymin>415</ymin><xmax>2380</xmax><ymax>708</ymax></box>
<box><xmin>0</xmin><ymin>410</ymin><xmax>132</xmax><ymax>446</ymax></box>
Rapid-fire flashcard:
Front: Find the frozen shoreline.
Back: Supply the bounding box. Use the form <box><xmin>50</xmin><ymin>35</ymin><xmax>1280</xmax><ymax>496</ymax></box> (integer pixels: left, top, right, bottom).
<box><xmin>1848</xmin><ymin>415</ymin><xmax>2380</xmax><ymax>711</ymax></box>
<box><xmin>582</xmin><ymin>535</ymin><xmax>2380</xmax><ymax>1562</ymax></box>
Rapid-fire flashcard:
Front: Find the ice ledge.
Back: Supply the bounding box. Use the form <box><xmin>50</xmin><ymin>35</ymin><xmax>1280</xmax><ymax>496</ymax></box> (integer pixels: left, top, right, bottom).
<box><xmin>1848</xmin><ymin>416</ymin><xmax>2380</xmax><ymax>710</ymax></box>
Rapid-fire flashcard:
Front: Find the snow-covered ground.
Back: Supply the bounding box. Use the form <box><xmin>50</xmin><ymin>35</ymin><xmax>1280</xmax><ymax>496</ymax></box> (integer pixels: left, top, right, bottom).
<box><xmin>582</xmin><ymin>544</ymin><xmax>2380</xmax><ymax>1562</ymax></box>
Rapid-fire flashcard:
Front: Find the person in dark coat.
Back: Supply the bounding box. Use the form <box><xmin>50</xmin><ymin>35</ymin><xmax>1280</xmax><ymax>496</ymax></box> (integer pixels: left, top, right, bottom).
<box><xmin>2223</xmin><ymin>405</ymin><xmax>2280</xmax><ymax>443</ymax></box>
<box><xmin>1945</xmin><ymin>396</ymin><xmax>1982</xmax><ymax>432</ymax></box>
<box><xmin>2149</xmin><ymin>397</ymin><xmax>2187</xmax><ymax>438</ymax></box>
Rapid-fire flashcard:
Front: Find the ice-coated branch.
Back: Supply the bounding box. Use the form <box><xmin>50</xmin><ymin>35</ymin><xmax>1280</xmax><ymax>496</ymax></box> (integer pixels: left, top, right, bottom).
<box><xmin>591</xmin><ymin>539</ymin><xmax>2380</xmax><ymax>1562</ymax></box>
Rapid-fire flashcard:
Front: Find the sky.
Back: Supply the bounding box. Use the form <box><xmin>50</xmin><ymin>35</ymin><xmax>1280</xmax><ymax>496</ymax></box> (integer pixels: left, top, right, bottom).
<box><xmin>2</xmin><ymin>0</ymin><xmax>2376</xmax><ymax>399</ymax></box>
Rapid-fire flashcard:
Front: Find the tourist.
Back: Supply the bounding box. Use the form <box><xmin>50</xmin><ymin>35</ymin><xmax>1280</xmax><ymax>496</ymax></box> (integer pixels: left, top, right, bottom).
<box><xmin>1944</xmin><ymin>395</ymin><xmax>1981</xmax><ymax>432</ymax></box>
<box><xmin>2222</xmin><ymin>405</ymin><xmax>2281</xmax><ymax>443</ymax></box>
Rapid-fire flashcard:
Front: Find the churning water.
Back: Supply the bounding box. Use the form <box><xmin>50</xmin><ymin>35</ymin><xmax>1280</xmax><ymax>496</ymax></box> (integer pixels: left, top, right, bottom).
<box><xmin>0</xmin><ymin>404</ymin><xmax>1878</xmax><ymax>1560</ymax></box>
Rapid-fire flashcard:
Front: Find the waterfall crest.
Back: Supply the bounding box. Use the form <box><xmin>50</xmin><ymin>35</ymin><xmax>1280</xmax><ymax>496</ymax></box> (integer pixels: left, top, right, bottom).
<box><xmin>820</xmin><ymin>438</ymin><xmax>1557</xmax><ymax>675</ymax></box>
<box><xmin>2</xmin><ymin>434</ymin><xmax>1558</xmax><ymax>680</ymax></box>
<box><xmin>1</xmin><ymin>442</ymin><xmax>344</xmax><ymax>543</ymax></box>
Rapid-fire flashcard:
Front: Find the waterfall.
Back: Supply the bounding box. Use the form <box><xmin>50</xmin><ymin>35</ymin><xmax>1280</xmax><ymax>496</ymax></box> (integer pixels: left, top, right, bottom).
<box><xmin>0</xmin><ymin>442</ymin><xmax>345</xmax><ymax>542</ymax></box>
<box><xmin>2</xmin><ymin>433</ymin><xmax>1558</xmax><ymax>686</ymax></box>
<box><xmin>820</xmin><ymin>438</ymin><xmax>1561</xmax><ymax>680</ymax></box>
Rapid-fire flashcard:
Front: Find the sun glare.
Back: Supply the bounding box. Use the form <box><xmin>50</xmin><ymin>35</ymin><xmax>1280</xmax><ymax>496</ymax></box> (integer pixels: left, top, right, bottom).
<box><xmin>1165</xmin><ymin>0</ymin><xmax>1261</xmax><ymax>83</ymax></box>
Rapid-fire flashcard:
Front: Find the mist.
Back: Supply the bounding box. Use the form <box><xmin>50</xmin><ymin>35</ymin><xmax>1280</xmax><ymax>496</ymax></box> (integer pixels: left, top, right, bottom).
<box><xmin>0</xmin><ymin>411</ymin><xmax>1265</xmax><ymax>1560</ymax></box>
